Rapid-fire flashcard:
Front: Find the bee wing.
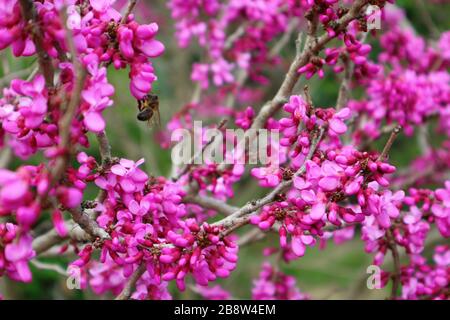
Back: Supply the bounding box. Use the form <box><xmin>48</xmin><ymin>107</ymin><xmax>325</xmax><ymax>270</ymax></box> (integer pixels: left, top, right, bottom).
<box><xmin>147</xmin><ymin>108</ymin><xmax>161</xmax><ymax>128</ymax></box>
<box><xmin>154</xmin><ymin>107</ymin><xmax>161</xmax><ymax>128</ymax></box>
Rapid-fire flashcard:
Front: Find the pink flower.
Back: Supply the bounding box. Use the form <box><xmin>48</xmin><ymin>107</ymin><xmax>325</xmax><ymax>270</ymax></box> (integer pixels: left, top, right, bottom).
<box><xmin>129</xmin><ymin>60</ymin><xmax>158</xmax><ymax>99</ymax></box>
<box><xmin>432</xmin><ymin>181</ymin><xmax>450</xmax><ymax>237</ymax></box>
<box><xmin>366</xmin><ymin>190</ymin><xmax>405</xmax><ymax>229</ymax></box>
<box><xmin>191</xmin><ymin>63</ymin><xmax>210</xmax><ymax>89</ymax></box>
<box><xmin>328</xmin><ymin>108</ymin><xmax>351</xmax><ymax>135</ymax></box>
<box><xmin>252</xmin><ymin>262</ymin><xmax>308</xmax><ymax>300</ymax></box>
<box><xmin>194</xmin><ymin>284</ymin><xmax>231</xmax><ymax>300</ymax></box>
<box><xmin>109</xmin><ymin>158</ymin><xmax>148</xmax><ymax>193</ymax></box>
<box><xmin>4</xmin><ymin>234</ymin><xmax>35</xmax><ymax>282</ymax></box>
<box><xmin>211</xmin><ymin>58</ymin><xmax>234</xmax><ymax>86</ymax></box>
<box><xmin>251</xmin><ymin>166</ymin><xmax>282</xmax><ymax>188</ymax></box>
<box><xmin>52</xmin><ymin>209</ymin><xmax>68</xmax><ymax>237</ymax></box>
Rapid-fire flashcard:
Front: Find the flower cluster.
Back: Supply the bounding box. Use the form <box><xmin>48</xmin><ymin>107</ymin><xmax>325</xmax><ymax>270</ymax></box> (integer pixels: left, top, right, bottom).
<box><xmin>67</xmin><ymin>155</ymin><xmax>240</xmax><ymax>298</ymax></box>
<box><xmin>252</xmin><ymin>262</ymin><xmax>308</xmax><ymax>300</ymax></box>
<box><xmin>361</xmin><ymin>181</ymin><xmax>450</xmax><ymax>285</ymax></box>
<box><xmin>350</xmin><ymin>7</ymin><xmax>450</xmax><ymax>138</ymax></box>
<box><xmin>0</xmin><ymin>0</ymin><xmax>449</xmax><ymax>301</ymax></box>
<box><xmin>250</xmin><ymin>94</ymin><xmax>402</xmax><ymax>260</ymax></box>
<box><xmin>0</xmin><ymin>75</ymin><xmax>52</xmax><ymax>158</ymax></box>
<box><xmin>0</xmin><ymin>224</ymin><xmax>35</xmax><ymax>283</ymax></box>
<box><xmin>401</xmin><ymin>245</ymin><xmax>449</xmax><ymax>300</ymax></box>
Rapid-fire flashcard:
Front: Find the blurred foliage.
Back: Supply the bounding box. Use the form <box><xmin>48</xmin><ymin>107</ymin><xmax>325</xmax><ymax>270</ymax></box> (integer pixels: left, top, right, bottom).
<box><xmin>0</xmin><ymin>0</ymin><xmax>449</xmax><ymax>299</ymax></box>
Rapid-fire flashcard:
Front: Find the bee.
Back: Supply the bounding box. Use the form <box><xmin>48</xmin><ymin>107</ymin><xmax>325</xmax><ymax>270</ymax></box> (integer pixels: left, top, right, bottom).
<box><xmin>137</xmin><ymin>94</ymin><xmax>160</xmax><ymax>127</ymax></box>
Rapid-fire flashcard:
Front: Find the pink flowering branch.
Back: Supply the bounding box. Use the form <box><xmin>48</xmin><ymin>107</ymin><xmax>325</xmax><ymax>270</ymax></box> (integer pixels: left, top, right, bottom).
<box><xmin>213</xmin><ymin>127</ymin><xmax>326</xmax><ymax>236</ymax></box>
<box><xmin>251</xmin><ymin>0</ymin><xmax>371</xmax><ymax>130</ymax></box>
<box><xmin>1</xmin><ymin>0</ymin><xmax>448</xmax><ymax>301</ymax></box>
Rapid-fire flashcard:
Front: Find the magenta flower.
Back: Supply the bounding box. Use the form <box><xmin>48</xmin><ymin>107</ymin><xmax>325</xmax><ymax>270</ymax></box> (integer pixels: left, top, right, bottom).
<box><xmin>432</xmin><ymin>181</ymin><xmax>450</xmax><ymax>237</ymax></box>
<box><xmin>194</xmin><ymin>284</ymin><xmax>231</xmax><ymax>300</ymax></box>
<box><xmin>328</xmin><ymin>108</ymin><xmax>351</xmax><ymax>136</ymax></box>
<box><xmin>252</xmin><ymin>262</ymin><xmax>308</xmax><ymax>300</ymax></box>
<box><xmin>366</xmin><ymin>190</ymin><xmax>405</xmax><ymax>229</ymax></box>
<box><xmin>251</xmin><ymin>166</ymin><xmax>282</xmax><ymax>188</ymax></box>
<box><xmin>109</xmin><ymin>158</ymin><xmax>148</xmax><ymax>193</ymax></box>
<box><xmin>191</xmin><ymin>63</ymin><xmax>210</xmax><ymax>89</ymax></box>
<box><xmin>4</xmin><ymin>234</ymin><xmax>35</xmax><ymax>283</ymax></box>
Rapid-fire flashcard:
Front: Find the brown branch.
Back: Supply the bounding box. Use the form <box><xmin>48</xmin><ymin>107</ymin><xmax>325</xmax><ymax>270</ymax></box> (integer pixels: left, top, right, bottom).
<box><xmin>377</xmin><ymin>126</ymin><xmax>402</xmax><ymax>162</ymax></box>
<box><xmin>68</xmin><ymin>207</ymin><xmax>110</xmax><ymax>241</ymax></box>
<box><xmin>18</xmin><ymin>0</ymin><xmax>54</xmax><ymax>87</ymax></box>
<box><xmin>183</xmin><ymin>194</ymin><xmax>238</xmax><ymax>216</ymax></box>
<box><xmin>32</xmin><ymin>221</ymin><xmax>92</xmax><ymax>255</ymax></box>
<box><xmin>224</xmin><ymin>24</ymin><xmax>247</xmax><ymax>50</ymax></box>
<box><xmin>95</xmin><ymin>131</ymin><xmax>113</xmax><ymax>202</ymax></box>
<box><xmin>336</xmin><ymin>55</ymin><xmax>351</xmax><ymax>111</ymax></box>
<box><xmin>121</xmin><ymin>0</ymin><xmax>138</xmax><ymax>24</ymax></box>
<box><xmin>237</xmin><ymin>228</ymin><xmax>266</xmax><ymax>246</ymax></box>
<box><xmin>115</xmin><ymin>263</ymin><xmax>146</xmax><ymax>300</ymax></box>
<box><xmin>96</xmin><ymin>131</ymin><xmax>112</xmax><ymax>165</ymax></box>
<box><xmin>386</xmin><ymin>228</ymin><xmax>401</xmax><ymax>299</ymax></box>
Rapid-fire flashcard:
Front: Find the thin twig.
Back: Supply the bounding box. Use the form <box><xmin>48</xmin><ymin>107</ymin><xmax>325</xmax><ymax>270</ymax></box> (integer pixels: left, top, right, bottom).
<box><xmin>49</xmin><ymin>68</ymin><xmax>87</xmax><ymax>185</ymax></box>
<box><xmin>32</xmin><ymin>221</ymin><xmax>92</xmax><ymax>255</ymax></box>
<box><xmin>184</xmin><ymin>194</ymin><xmax>238</xmax><ymax>216</ymax></box>
<box><xmin>121</xmin><ymin>0</ymin><xmax>138</xmax><ymax>24</ymax></box>
<box><xmin>95</xmin><ymin>131</ymin><xmax>113</xmax><ymax>202</ymax></box>
<box><xmin>237</xmin><ymin>228</ymin><xmax>266</xmax><ymax>246</ymax></box>
<box><xmin>224</xmin><ymin>24</ymin><xmax>247</xmax><ymax>50</ymax></box>
<box><xmin>96</xmin><ymin>131</ymin><xmax>112</xmax><ymax>165</ymax></box>
<box><xmin>115</xmin><ymin>263</ymin><xmax>146</xmax><ymax>300</ymax></box>
<box><xmin>68</xmin><ymin>207</ymin><xmax>110</xmax><ymax>241</ymax></box>
<box><xmin>386</xmin><ymin>228</ymin><xmax>401</xmax><ymax>299</ymax></box>
<box><xmin>336</xmin><ymin>32</ymin><xmax>368</xmax><ymax>110</ymax></box>
<box><xmin>30</xmin><ymin>260</ymin><xmax>67</xmax><ymax>276</ymax></box>
<box><xmin>377</xmin><ymin>126</ymin><xmax>402</xmax><ymax>162</ymax></box>
<box><xmin>0</xmin><ymin>64</ymin><xmax>38</xmax><ymax>88</ymax></box>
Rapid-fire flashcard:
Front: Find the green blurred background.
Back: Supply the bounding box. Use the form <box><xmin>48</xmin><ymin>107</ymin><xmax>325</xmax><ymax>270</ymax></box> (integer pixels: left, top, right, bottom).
<box><xmin>0</xmin><ymin>0</ymin><xmax>449</xmax><ymax>299</ymax></box>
